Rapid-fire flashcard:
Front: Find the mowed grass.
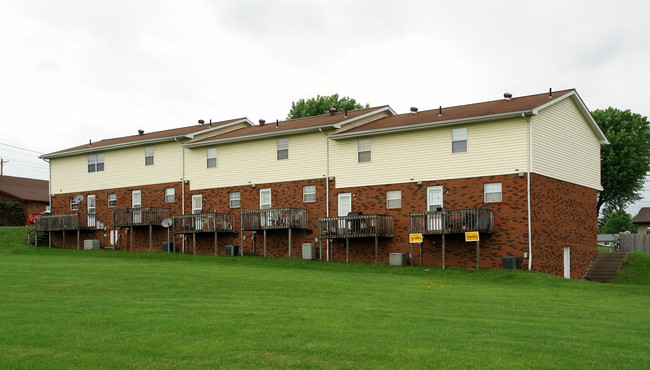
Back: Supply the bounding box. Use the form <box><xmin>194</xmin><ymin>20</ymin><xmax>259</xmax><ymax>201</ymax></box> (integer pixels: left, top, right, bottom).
<box><xmin>1</xmin><ymin>227</ymin><xmax>649</xmax><ymax>368</ymax></box>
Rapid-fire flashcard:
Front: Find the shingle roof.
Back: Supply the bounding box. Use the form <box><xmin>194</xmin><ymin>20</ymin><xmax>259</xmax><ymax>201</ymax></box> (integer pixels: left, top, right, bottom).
<box><xmin>0</xmin><ymin>175</ymin><xmax>49</xmax><ymax>202</ymax></box>
<box><xmin>188</xmin><ymin>106</ymin><xmax>391</xmax><ymax>145</ymax></box>
<box><xmin>633</xmin><ymin>208</ymin><xmax>650</xmax><ymax>224</ymax></box>
<box><xmin>42</xmin><ymin>118</ymin><xmax>249</xmax><ymax>158</ymax></box>
<box><xmin>332</xmin><ymin>89</ymin><xmax>580</xmax><ymax>137</ymax></box>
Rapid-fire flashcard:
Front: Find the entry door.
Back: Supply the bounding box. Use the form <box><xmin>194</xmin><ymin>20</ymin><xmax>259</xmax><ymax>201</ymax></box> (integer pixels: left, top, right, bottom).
<box><xmin>338</xmin><ymin>193</ymin><xmax>351</xmax><ymax>231</ymax></box>
<box><xmin>563</xmin><ymin>246</ymin><xmax>571</xmax><ymax>279</ymax></box>
<box><xmin>192</xmin><ymin>195</ymin><xmax>203</xmax><ymax>230</ymax></box>
<box><xmin>132</xmin><ymin>190</ymin><xmax>142</xmax><ymax>224</ymax></box>
<box><xmin>426</xmin><ymin>186</ymin><xmax>443</xmax><ymax>231</ymax></box>
<box><xmin>87</xmin><ymin>195</ymin><xmax>96</xmax><ymax>227</ymax></box>
<box><xmin>260</xmin><ymin>188</ymin><xmax>272</xmax><ymax>226</ymax></box>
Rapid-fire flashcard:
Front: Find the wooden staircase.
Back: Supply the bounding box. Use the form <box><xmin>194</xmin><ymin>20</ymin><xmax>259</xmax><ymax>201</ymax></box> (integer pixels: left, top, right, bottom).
<box><xmin>27</xmin><ymin>228</ymin><xmax>48</xmax><ymax>247</ymax></box>
<box><xmin>584</xmin><ymin>252</ymin><xmax>629</xmax><ymax>283</ymax></box>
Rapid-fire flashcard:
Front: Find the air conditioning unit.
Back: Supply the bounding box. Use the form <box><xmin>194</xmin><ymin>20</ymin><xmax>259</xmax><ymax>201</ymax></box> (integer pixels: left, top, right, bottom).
<box><xmin>84</xmin><ymin>239</ymin><xmax>100</xmax><ymax>250</ymax></box>
<box><xmin>162</xmin><ymin>242</ymin><xmax>174</xmax><ymax>252</ymax></box>
<box><xmin>302</xmin><ymin>243</ymin><xmax>316</xmax><ymax>260</ymax></box>
<box><xmin>225</xmin><ymin>245</ymin><xmax>239</xmax><ymax>257</ymax></box>
<box><xmin>502</xmin><ymin>256</ymin><xmax>521</xmax><ymax>270</ymax></box>
<box><xmin>389</xmin><ymin>253</ymin><xmax>407</xmax><ymax>266</ymax></box>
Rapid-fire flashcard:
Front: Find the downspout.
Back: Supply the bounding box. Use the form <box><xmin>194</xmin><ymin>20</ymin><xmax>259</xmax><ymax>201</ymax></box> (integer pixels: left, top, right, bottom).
<box><xmin>522</xmin><ymin>113</ymin><xmax>533</xmax><ymax>271</ymax></box>
<box><xmin>175</xmin><ymin>138</ymin><xmax>186</xmax><ymax>253</ymax></box>
<box><xmin>319</xmin><ymin>128</ymin><xmax>330</xmax><ymax>261</ymax></box>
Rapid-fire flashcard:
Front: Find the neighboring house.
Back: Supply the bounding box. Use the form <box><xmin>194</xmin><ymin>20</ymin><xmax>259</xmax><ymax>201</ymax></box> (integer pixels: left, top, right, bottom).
<box><xmin>0</xmin><ymin>175</ymin><xmax>49</xmax><ymax>225</ymax></box>
<box><xmin>39</xmin><ymin>89</ymin><xmax>607</xmax><ymax>279</ymax></box>
<box><xmin>632</xmin><ymin>208</ymin><xmax>650</xmax><ymax>234</ymax></box>
<box><xmin>597</xmin><ymin>234</ymin><xmax>617</xmax><ymax>246</ymax></box>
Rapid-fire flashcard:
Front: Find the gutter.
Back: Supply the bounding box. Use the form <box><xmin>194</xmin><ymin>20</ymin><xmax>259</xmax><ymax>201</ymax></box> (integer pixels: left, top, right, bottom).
<box><xmin>183</xmin><ymin>125</ymin><xmax>337</xmax><ymax>148</ymax></box>
<box><xmin>41</xmin><ymin>135</ymin><xmax>192</xmax><ymax>159</ymax></box>
<box><xmin>523</xmin><ymin>113</ymin><xmax>533</xmax><ymax>271</ymax></box>
<box><xmin>319</xmin><ymin>128</ymin><xmax>330</xmax><ymax>261</ymax></box>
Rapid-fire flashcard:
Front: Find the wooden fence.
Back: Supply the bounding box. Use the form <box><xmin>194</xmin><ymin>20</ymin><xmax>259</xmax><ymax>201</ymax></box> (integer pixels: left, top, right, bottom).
<box><xmin>619</xmin><ymin>233</ymin><xmax>650</xmax><ymax>253</ymax></box>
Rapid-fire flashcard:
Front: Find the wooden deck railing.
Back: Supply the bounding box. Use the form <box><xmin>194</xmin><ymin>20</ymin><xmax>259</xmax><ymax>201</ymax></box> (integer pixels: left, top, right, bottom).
<box><xmin>318</xmin><ymin>214</ymin><xmax>394</xmax><ymax>239</ymax></box>
<box><xmin>34</xmin><ymin>213</ymin><xmax>97</xmax><ymax>232</ymax></box>
<box><xmin>172</xmin><ymin>213</ymin><xmax>235</xmax><ymax>233</ymax></box>
<box><xmin>409</xmin><ymin>209</ymin><xmax>494</xmax><ymax>235</ymax></box>
<box><xmin>112</xmin><ymin>207</ymin><xmax>170</xmax><ymax>227</ymax></box>
<box><xmin>240</xmin><ymin>208</ymin><xmax>308</xmax><ymax>230</ymax></box>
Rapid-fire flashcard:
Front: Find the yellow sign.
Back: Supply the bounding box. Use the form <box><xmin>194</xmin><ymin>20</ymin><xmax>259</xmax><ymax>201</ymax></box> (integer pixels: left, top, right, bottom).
<box><xmin>465</xmin><ymin>231</ymin><xmax>479</xmax><ymax>242</ymax></box>
<box><xmin>409</xmin><ymin>233</ymin><xmax>423</xmax><ymax>243</ymax></box>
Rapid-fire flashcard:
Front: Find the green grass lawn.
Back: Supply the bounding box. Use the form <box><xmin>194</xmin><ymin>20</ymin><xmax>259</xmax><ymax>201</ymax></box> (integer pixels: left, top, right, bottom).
<box><xmin>1</xmin><ymin>227</ymin><xmax>649</xmax><ymax>368</ymax></box>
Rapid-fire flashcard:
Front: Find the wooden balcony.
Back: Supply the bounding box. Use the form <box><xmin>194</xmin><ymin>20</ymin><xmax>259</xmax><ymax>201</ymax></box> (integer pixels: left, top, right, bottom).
<box><xmin>240</xmin><ymin>208</ymin><xmax>308</xmax><ymax>231</ymax></box>
<box><xmin>112</xmin><ymin>207</ymin><xmax>170</xmax><ymax>227</ymax></box>
<box><xmin>34</xmin><ymin>213</ymin><xmax>97</xmax><ymax>232</ymax></box>
<box><xmin>172</xmin><ymin>213</ymin><xmax>235</xmax><ymax>234</ymax></box>
<box><xmin>318</xmin><ymin>214</ymin><xmax>394</xmax><ymax>239</ymax></box>
<box><xmin>409</xmin><ymin>209</ymin><xmax>494</xmax><ymax>235</ymax></box>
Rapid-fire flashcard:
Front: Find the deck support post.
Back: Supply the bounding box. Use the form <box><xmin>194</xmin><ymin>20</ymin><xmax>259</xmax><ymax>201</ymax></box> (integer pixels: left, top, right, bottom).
<box><xmin>442</xmin><ymin>233</ymin><xmax>446</xmax><ymax>270</ymax></box>
<box><xmin>130</xmin><ymin>227</ymin><xmax>133</xmax><ymax>252</ymax></box>
<box><xmin>375</xmin><ymin>236</ymin><xmax>378</xmax><ymax>264</ymax></box>
<box><xmin>346</xmin><ymin>238</ymin><xmax>349</xmax><ymax>264</ymax></box>
<box><xmin>288</xmin><ymin>228</ymin><xmax>292</xmax><ymax>258</ymax></box>
<box><xmin>149</xmin><ymin>225</ymin><xmax>153</xmax><ymax>252</ymax></box>
<box><xmin>77</xmin><ymin>229</ymin><xmax>80</xmax><ymax>250</ymax></box>
<box><xmin>214</xmin><ymin>231</ymin><xmax>218</xmax><ymax>256</ymax></box>
<box><xmin>193</xmin><ymin>233</ymin><xmax>196</xmax><ymax>255</ymax></box>
<box><xmin>476</xmin><ymin>240</ymin><xmax>480</xmax><ymax>270</ymax></box>
<box><xmin>263</xmin><ymin>229</ymin><xmax>267</xmax><ymax>258</ymax></box>
<box><xmin>62</xmin><ymin>230</ymin><xmax>64</xmax><ymax>248</ymax></box>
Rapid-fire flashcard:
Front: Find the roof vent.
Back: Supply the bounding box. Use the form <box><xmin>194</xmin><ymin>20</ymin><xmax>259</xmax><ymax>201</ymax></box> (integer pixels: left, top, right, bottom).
<box><xmin>329</xmin><ymin>108</ymin><xmax>337</xmax><ymax>115</ymax></box>
<box><xmin>198</xmin><ymin>119</ymin><xmax>205</xmax><ymax>125</ymax></box>
<box><xmin>549</xmin><ymin>88</ymin><xmax>552</xmax><ymax>98</ymax></box>
<box><xmin>275</xmin><ymin>119</ymin><xmax>279</xmax><ymax>128</ymax></box>
<box><xmin>138</xmin><ymin>129</ymin><xmax>144</xmax><ymax>136</ymax></box>
<box><xmin>410</xmin><ymin>107</ymin><xmax>418</xmax><ymax>114</ymax></box>
<box><xmin>504</xmin><ymin>92</ymin><xmax>513</xmax><ymax>101</ymax></box>
<box><xmin>259</xmin><ymin>119</ymin><xmax>266</xmax><ymax>126</ymax></box>
<box><xmin>438</xmin><ymin>106</ymin><xmax>442</xmax><ymax>116</ymax></box>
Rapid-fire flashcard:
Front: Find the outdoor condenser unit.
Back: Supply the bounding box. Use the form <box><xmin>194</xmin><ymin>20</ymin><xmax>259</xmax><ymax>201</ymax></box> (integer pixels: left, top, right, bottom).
<box><xmin>162</xmin><ymin>242</ymin><xmax>174</xmax><ymax>252</ymax></box>
<box><xmin>302</xmin><ymin>243</ymin><xmax>316</xmax><ymax>260</ymax></box>
<box><xmin>502</xmin><ymin>256</ymin><xmax>521</xmax><ymax>270</ymax></box>
<box><xmin>389</xmin><ymin>253</ymin><xmax>407</xmax><ymax>266</ymax></box>
<box><xmin>225</xmin><ymin>245</ymin><xmax>239</xmax><ymax>257</ymax></box>
<box><xmin>84</xmin><ymin>239</ymin><xmax>100</xmax><ymax>250</ymax></box>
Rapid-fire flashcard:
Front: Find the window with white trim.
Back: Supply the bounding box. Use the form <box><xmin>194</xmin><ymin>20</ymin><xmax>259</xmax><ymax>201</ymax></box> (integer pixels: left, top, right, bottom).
<box><xmin>206</xmin><ymin>148</ymin><xmax>217</xmax><ymax>168</ymax></box>
<box><xmin>386</xmin><ymin>190</ymin><xmax>401</xmax><ymax>209</ymax></box>
<box><xmin>451</xmin><ymin>128</ymin><xmax>468</xmax><ymax>153</ymax></box>
<box><xmin>303</xmin><ymin>185</ymin><xmax>316</xmax><ymax>203</ymax></box>
<box><xmin>165</xmin><ymin>188</ymin><xmax>175</xmax><ymax>203</ymax></box>
<box><xmin>87</xmin><ymin>154</ymin><xmax>104</xmax><ymax>172</ymax></box>
<box><xmin>70</xmin><ymin>197</ymin><xmax>79</xmax><ymax>211</ymax></box>
<box><xmin>277</xmin><ymin>138</ymin><xmax>288</xmax><ymax>160</ymax></box>
<box><xmin>145</xmin><ymin>146</ymin><xmax>154</xmax><ymax>166</ymax></box>
<box><xmin>484</xmin><ymin>182</ymin><xmax>502</xmax><ymax>202</ymax></box>
<box><xmin>108</xmin><ymin>193</ymin><xmax>117</xmax><ymax>208</ymax></box>
<box><xmin>358</xmin><ymin>139</ymin><xmax>371</xmax><ymax>163</ymax></box>
<box><xmin>229</xmin><ymin>192</ymin><xmax>240</xmax><ymax>208</ymax></box>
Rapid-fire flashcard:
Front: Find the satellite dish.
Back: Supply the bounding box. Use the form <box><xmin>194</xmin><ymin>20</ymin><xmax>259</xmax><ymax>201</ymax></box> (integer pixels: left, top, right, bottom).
<box><xmin>161</xmin><ymin>218</ymin><xmax>173</xmax><ymax>228</ymax></box>
<box><xmin>73</xmin><ymin>195</ymin><xmax>84</xmax><ymax>204</ymax></box>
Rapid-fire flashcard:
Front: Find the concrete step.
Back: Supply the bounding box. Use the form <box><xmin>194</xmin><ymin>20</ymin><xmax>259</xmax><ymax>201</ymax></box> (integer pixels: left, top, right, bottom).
<box><xmin>584</xmin><ymin>252</ymin><xmax>629</xmax><ymax>283</ymax></box>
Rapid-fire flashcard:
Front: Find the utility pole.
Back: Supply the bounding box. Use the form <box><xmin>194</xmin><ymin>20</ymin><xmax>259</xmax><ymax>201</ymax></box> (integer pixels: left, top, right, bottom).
<box><xmin>0</xmin><ymin>158</ymin><xmax>7</xmax><ymax>176</ymax></box>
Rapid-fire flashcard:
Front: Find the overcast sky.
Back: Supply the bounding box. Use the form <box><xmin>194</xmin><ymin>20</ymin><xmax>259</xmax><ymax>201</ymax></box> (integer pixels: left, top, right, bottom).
<box><xmin>1</xmin><ymin>0</ymin><xmax>649</xmax><ymax>216</ymax></box>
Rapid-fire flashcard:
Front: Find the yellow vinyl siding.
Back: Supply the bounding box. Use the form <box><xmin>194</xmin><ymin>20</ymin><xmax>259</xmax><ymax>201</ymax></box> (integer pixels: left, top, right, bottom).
<box><xmin>330</xmin><ymin>118</ymin><xmax>529</xmax><ymax>188</ymax></box>
<box><xmin>186</xmin><ymin>132</ymin><xmax>326</xmax><ymax>190</ymax></box>
<box><xmin>50</xmin><ymin>141</ymin><xmax>183</xmax><ymax>194</ymax></box>
<box><xmin>531</xmin><ymin>98</ymin><xmax>602</xmax><ymax>190</ymax></box>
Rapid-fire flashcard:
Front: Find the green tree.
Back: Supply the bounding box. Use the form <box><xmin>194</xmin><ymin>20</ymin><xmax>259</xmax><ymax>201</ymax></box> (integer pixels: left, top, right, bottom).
<box><xmin>601</xmin><ymin>210</ymin><xmax>636</xmax><ymax>234</ymax></box>
<box><xmin>592</xmin><ymin>107</ymin><xmax>650</xmax><ymax>215</ymax></box>
<box><xmin>287</xmin><ymin>94</ymin><xmax>369</xmax><ymax>119</ymax></box>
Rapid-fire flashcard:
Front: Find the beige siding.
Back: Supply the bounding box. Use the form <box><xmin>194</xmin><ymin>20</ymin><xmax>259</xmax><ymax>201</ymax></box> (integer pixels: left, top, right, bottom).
<box><xmin>532</xmin><ymin>98</ymin><xmax>602</xmax><ymax>190</ymax></box>
<box><xmin>187</xmin><ymin>132</ymin><xmax>327</xmax><ymax>190</ymax></box>
<box><xmin>50</xmin><ymin>141</ymin><xmax>183</xmax><ymax>194</ymax></box>
<box><xmin>330</xmin><ymin>118</ymin><xmax>529</xmax><ymax>188</ymax></box>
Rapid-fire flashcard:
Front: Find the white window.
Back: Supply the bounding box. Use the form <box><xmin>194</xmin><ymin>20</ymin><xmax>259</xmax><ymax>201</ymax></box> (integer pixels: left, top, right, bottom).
<box><xmin>484</xmin><ymin>182</ymin><xmax>502</xmax><ymax>202</ymax></box>
<box><xmin>207</xmin><ymin>148</ymin><xmax>217</xmax><ymax>168</ymax></box>
<box><xmin>192</xmin><ymin>195</ymin><xmax>202</xmax><ymax>214</ymax></box>
<box><xmin>451</xmin><ymin>128</ymin><xmax>467</xmax><ymax>153</ymax></box>
<box><xmin>277</xmin><ymin>138</ymin><xmax>288</xmax><ymax>160</ymax></box>
<box><xmin>70</xmin><ymin>197</ymin><xmax>79</xmax><ymax>211</ymax></box>
<box><xmin>386</xmin><ymin>190</ymin><xmax>401</xmax><ymax>209</ymax></box>
<box><xmin>260</xmin><ymin>188</ymin><xmax>271</xmax><ymax>209</ymax></box>
<box><xmin>165</xmin><ymin>188</ymin><xmax>175</xmax><ymax>203</ymax></box>
<box><xmin>108</xmin><ymin>193</ymin><xmax>117</xmax><ymax>208</ymax></box>
<box><xmin>229</xmin><ymin>192</ymin><xmax>240</xmax><ymax>208</ymax></box>
<box><xmin>303</xmin><ymin>185</ymin><xmax>316</xmax><ymax>203</ymax></box>
<box><xmin>145</xmin><ymin>146</ymin><xmax>154</xmax><ymax>166</ymax></box>
<box><xmin>87</xmin><ymin>154</ymin><xmax>104</xmax><ymax>172</ymax></box>
<box><xmin>358</xmin><ymin>139</ymin><xmax>371</xmax><ymax>163</ymax></box>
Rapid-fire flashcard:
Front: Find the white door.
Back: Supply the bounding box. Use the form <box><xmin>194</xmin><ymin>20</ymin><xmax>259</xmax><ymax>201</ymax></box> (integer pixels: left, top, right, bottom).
<box><xmin>132</xmin><ymin>190</ymin><xmax>142</xmax><ymax>224</ymax></box>
<box><xmin>563</xmin><ymin>246</ymin><xmax>571</xmax><ymax>279</ymax></box>
<box><xmin>426</xmin><ymin>186</ymin><xmax>443</xmax><ymax>231</ymax></box>
<box><xmin>110</xmin><ymin>229</ymin><xmax>119</xmax><ymax>246</ymax></box>
<box><xmin>260</xmin><ymin>188</ymin><xmax>272</xmax><ymax>226</ymax></box>
<box><xmin>338</xmin><ymin>193</ymin><xmax>351</xmax><ymax>232</ymax></box>
<box><xmin>87</xmin><ymin>195</ymin><xmax>96</xmax><ymax>227</ymax></box>
<box><xmin>192</xmin><ymin>194</ymin><xmax>203</xmax><ymax>230</ymax></box>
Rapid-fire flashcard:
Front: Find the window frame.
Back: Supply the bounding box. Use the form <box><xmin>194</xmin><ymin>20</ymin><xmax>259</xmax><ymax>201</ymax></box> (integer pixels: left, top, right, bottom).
<box><xmin>386</xmin><ymin>190</ymin><xmax>402</xmax><ymax>209</ymax></box>
<box><xmin>145</xmin><ymin>146</ymin><xmax>154</xmax><ymax>166</ymax></box>
<box><xmin>165</xmin><ymin>188</ymin><xmax>175</xmax><ymax>203</ymax></box>
<box><xmin>357</xmin><ymin>139</ymin><xmax>372</xmax><ymax>163</ymax></box>
<box><xmin>484</xmin><ymin>182</ymin><xmax>502</xmax><ymax>203</ymax></box>
<box><xmin>108</xmin><ymin>193</ymin><xmax>117</xmax><ymax>208</ymax></box>
<box><xmin>70</xmin><ymin>197</ymin><xmax>79</xmax><ymax>211</ymax></box>
<box><xmin>229</xmin><ymin>192</ymin><xmax>240</xmax><ymax>208</ymax></box>
<box><xmin>206</xmin><ymin>148</ymin><xmax>217</xmax><ymax>168</ymax></box>
<box><xmin>451</xmin><ymin>127</ymin><xmax>468</xmax><ymax>153</ymax></box>
<box><xmin>87</xmin><ymin>154</ymin><xmax>104</xmax><ymax>172</ymax></box>
<box><xmin>276</xmin><ymin>138</ymin><xmax>288</xmax><ymax>160</ymax></box>
<box><xmin>303</xmin><ymin>185</ymin><xmax>316</xmax><ymax>203</ymax></box>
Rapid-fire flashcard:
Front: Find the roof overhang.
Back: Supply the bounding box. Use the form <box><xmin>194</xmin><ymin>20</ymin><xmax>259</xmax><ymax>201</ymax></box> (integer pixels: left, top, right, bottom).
<box><xmin>40</xmin><ymin>135</ymin><xmax>191</xmax><ymax>159</ymax></box>
<box><xmin>184</xmin><ymin>124</ymin><xmax>336</xmax><ymax>147</ymax></box>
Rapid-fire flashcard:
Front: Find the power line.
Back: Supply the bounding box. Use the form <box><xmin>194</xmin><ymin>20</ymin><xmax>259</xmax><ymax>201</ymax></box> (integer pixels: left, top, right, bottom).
<box><xmin>0</xmin><ymin>142</ymin><xmax>45</xmax><ymax>155</ymax></box>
